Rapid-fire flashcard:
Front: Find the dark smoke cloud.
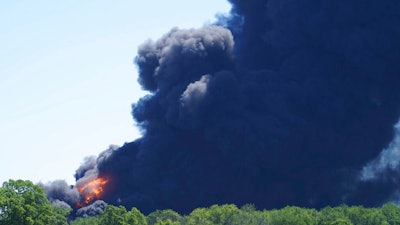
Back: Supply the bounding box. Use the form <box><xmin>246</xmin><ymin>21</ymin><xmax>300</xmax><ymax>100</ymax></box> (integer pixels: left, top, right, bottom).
<box><xmin>74</xmin><ymin>156</ymin><xmax>97</xmax><ymax>180</ymax></box>
<box><xmin>48</xmin><ymin>0</ymin><xmax>400</xmax><ymax>215</ymax></box>
<box><xmin>76</xmin><ymin>200</ymin><xmax>107</xmax><ymax>218</ymax></box>
<box><xmin>42</xmin><ymin>180</ymin><xmax>80</xmax><ymax>206</ymax></box>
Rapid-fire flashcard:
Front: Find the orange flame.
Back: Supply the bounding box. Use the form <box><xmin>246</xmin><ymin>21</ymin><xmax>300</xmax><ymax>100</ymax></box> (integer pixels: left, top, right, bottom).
<box><xmin>76</xmin><ymin>177</ymin><xmax>109</xmax><ymax>206</ymax></box>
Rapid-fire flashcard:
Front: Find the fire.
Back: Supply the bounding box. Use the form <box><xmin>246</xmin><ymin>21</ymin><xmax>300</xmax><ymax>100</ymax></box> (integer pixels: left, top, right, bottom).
<box><xmin>76</xmin><ymin>176</ymin><xmax>109</xmax><ymax>206</ymax></box>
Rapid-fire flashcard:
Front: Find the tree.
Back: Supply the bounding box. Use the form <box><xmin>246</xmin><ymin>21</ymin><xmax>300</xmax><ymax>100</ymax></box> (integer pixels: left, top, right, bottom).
<box><xmin>266</xmin><ymin>206</ymin><xmax>316</xmax><ymax>225</ymax></box>
<box><xmin>100</xmin><ymin>205</ymin><xmax>128</xmax><ymax>225</ymax></box>
<box><xmin>382</xmin><ymin>203</ymin><xmax>400</xmax><ymax>225</ymax></box>
<box><xmin>0</xmin><ymin>179</ymin><xmax>57</xmax><ymax>225</ymax></box>
<box><xmin>185</xmin><ymin>207</ymin><xmax>213</xmax><ymax>225</ymax></box>
<box><xmin>185</xmin><ymin>204</ymin><xmax>241</xmax><ymax>225</ymax></box>
<box><xmin>230</xmin><ymin>205</ymin><xmax>268</xmax><ymax>225</ymax></box>
<box><xmin>50</xmin><ymin>205</ymin><xmax>71</xmax><ymax>225</ymax></box>
<box><xmin>125</xmin><ymin>207</ymin><xmax>147</xmax><ymax>225</ymax></box>
<box><xmin>330</xmin><ymin>218</ymin><xmax>353</xmax><ymax>225</ymax></box>
<box><xmin>70</xmin><ymin>216</ymin><xmax>101</xmax><ymax>225</ymax></box>
<box><xmin>147</xmin><ymin>209</ymin><xmax>182</xmax><ymax>225</ymax></box>
<box><xmin>99</xmin><ymin>205</ymin><xmax>147</xmax><ymax>225</ymax></box>
<box><xmin>318</xmin><ymin>206</ymin><xmax>349</xmax><ymax>225</ymax></box>
<box><xmin>154</xmin><ymin>219</ymin><xmax>180</xmax><ymax>225</ymax></box>
<box><xmin>346</xmin><ymin>206</ymin><xmax>387</xmax><ymax>225</ymax></box>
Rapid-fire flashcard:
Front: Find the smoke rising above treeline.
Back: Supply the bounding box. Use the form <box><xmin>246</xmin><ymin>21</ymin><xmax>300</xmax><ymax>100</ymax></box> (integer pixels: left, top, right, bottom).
<box><xmin>44</xmin><ymin>0</ymin><xmax>400</xmax><ymax>214</ymax></box>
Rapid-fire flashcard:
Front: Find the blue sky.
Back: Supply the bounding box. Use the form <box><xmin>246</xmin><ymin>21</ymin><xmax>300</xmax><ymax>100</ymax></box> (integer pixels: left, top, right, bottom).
<box><xmin>0</xmin><ymin>0</ymin><xmax>231</xmax><ymax>184</ymax></box>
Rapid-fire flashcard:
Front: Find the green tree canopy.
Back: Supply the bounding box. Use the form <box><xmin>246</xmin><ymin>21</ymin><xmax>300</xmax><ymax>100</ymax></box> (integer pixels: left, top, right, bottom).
<box><xmin>70</xmin><ymin>216</ymin><xmax>101</xmax><ymax>225</ymax></box>
<box><xmin>0</xmin><ymin>179</ymin><xmax>57</xmax><ymax>225</ymax></box>
<box><xmin>185</xmin><ymin>204</ymin><xmax>241</xmax><ymax>225</ymax></box>
<box><xmin>382</xmin><ymin>203</ymin><xmax>400</xmax><ymax>225</ymax></box>
<box><xmin>147</xmin><ymin>209</ymin><xmax>182</xmax><ymax>225</ymax></box>
<box><xmin>125</xmin><ymin>207</ymin><xmax>147</xmax><ymax>225</ymax></box>
<box><xmin>99</xmin><ymin>205</ymin><xmax>147</xmax><ymax>225</ymax></box>
<box><xmin>266</xmin><ymin>206</ymin><xmax>316</xmax><ymax>225</ymax></box>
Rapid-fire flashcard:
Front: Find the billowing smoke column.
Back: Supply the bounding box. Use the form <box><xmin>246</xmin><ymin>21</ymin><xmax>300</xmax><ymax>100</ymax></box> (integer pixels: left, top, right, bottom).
<box><xmin>46</xmin><ymin>0</ymin><xmax>400</xmax><ymax>214</ymax></box>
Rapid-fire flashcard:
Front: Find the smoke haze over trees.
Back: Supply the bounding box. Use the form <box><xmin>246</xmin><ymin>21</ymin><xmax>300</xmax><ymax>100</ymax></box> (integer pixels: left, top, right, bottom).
<box><xmin>44</xmin><ymin>0</ymin><xmax>400</xmax><ymax>214</ymax></box>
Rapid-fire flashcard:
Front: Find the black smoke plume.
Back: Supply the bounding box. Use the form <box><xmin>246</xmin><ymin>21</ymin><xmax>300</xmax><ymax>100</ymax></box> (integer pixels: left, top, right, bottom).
<box><xmin>47</xmin><ymin>0</ymin><xmax>400</xmax><ymax>214</ymax></box>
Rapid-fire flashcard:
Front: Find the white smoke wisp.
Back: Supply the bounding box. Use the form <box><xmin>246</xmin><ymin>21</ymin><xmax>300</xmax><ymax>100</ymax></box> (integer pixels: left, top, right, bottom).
<box><xmin>361</xmin><ymin>119</ymin><xmax>400</xmax><ymax>181</ymax></box>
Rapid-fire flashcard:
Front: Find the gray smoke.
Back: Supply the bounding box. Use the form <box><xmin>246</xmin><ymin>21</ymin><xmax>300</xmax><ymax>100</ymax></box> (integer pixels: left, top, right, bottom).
<box><xmin>51</xmin><ymin>199</ymin><xmax>73</xmax><ymax>210</ymax></box>
<box><xmin>76</xmin><ymin>200</ymin><xmax>107</xmax><ymax>218</ymax></box>
<box><xmin>42</xmin><ymin>180</ymin><xmax>80</xmax><ymax>206</ymax></box>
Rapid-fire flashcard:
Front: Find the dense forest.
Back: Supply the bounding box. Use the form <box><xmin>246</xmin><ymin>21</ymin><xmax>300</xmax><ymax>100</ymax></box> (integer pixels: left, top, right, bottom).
<box><xmin>1</xmin><ymin>179</ymin><xmax>400</xmax><ymax>225</ymax></box>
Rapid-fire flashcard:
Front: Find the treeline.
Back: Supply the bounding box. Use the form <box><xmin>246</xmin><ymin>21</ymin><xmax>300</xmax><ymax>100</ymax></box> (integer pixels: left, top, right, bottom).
<box><xmin>2</xmin><ymin>179</ymin><xmax>400</xmax><ymax>225</ymax></box>
<box><xmin>72</xmin><ymin>203</ymin><xmax>400</xmax><ymax>225</ymax></box>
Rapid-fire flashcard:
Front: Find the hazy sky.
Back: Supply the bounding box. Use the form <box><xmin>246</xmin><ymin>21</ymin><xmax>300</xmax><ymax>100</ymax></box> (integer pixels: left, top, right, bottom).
<box><xmin>0</xmin><ymin>0</ymin><xmax>231</xmax><ymax>184</ymax></box>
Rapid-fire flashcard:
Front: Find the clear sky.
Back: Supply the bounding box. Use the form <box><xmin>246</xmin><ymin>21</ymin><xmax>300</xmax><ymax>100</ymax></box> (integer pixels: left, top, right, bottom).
<box><xmin>0</xmin><ymin>0</ymin><xmax>231</xmax><ymax>185</ymax></box>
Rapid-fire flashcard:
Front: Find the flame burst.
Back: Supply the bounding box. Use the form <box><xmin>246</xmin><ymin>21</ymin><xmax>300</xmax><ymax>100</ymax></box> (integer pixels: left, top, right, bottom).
<box><xmin>76</xmin><ymin>177</ymin><xmax>109</xmax><ymax>206</ymax></box>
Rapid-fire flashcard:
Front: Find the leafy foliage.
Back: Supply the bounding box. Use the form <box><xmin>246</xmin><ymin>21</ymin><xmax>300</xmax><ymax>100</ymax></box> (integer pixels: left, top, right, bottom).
<box><xmin>0</xmin><ymin>179</ymin><xmax>60</xmax><ymax>225</ymax></box>
<box><xmin>266</xmin><ymin>206</ymin><xmax>316</xmax><ymax>225</ymax></box>
<box><xmin>51</xmin><ymin>205</ymin><xmax>72</xmax><ymax>225</ymax></box>
<box><xmin>69</xmin><ymin>216</ymin><xmax>101</xmax><ymax>225</ymax></box>
<box><xmin>99</xmin><ymin>205</ymin><xmax>147</xmax><ymax>225</ymax></box>
<box><xmin>147</xmin><ymin>209</ymin><xmax>183</xmax><ymax>225</ymax></box>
